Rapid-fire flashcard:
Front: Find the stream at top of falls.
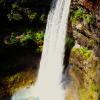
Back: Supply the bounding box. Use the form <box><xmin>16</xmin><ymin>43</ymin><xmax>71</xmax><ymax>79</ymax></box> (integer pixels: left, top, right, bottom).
<box><xmin>12</xmin><ymin>0</ymin><xmax>71</xmax><ymax>100</ymax></box>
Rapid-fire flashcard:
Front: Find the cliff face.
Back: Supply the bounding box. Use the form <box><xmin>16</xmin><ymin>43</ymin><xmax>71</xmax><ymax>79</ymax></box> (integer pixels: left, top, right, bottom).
<box><xmin>66</xmin><ymin>0</ymin><xmax>100</xmax><ymax>100</ymax></box>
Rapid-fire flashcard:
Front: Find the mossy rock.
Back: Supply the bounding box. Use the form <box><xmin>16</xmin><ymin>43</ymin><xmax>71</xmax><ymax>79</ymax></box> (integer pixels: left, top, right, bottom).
<box><xmin>0</xmin><ymin>68</ymin><xmax>37</xmax><ymax>99</ymax></box>
<box><xmin>68</xmin><ymin>45</ymin><xmax>100</xmax><ymax>100</ymax></box>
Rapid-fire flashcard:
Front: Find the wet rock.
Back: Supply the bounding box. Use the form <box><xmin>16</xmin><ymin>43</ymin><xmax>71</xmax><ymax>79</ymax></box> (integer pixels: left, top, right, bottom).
<box><xmin>66</xmin><ymin>0</ymin><xmax>100</xmax><ymax>100</ymax></box>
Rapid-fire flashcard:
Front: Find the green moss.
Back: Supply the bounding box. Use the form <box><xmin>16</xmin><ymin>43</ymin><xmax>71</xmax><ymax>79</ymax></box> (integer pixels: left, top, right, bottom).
<box><xmin>6</xmin><ymin>73</ymin><xmax>22</xmax><ymax>83</ymax></box>
<box><xmin>71</xmin><ymin>48</ymin><xmax>100</xmax><ymax>100</ymax></box>
<box><xmin>79</xmin><ymin>88</ymin><xmax>89</xmax><ymax>100</ymax></box>
<box><xmin>79</xmin><ymin>82</ymin><xmax>99</xmax><ymax>100</ymax></box>
<box><xmin>1</xmin><ymin>70</ymin><xmax>36</xmax><ymax>96</ymax></box>
<box><xmin>90</xmin><ymin>83</ymin><xmax>100</xmax><ymax>92</ymax></box>
<box><xmin>72</xmin><ymin>47</ymin><xmax>92</xmax><ymax>59</ymax></box>
<box><xmin>79</xmin><ymin>82</ymin><xmax>98</xmax><ymax>100</ymax></box>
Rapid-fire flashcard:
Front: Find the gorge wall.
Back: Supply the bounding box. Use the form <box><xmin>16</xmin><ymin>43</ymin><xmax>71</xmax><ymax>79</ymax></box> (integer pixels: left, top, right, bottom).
<box><xmin>66</xmin><ymin>0</ymin><xmax>100</xmax><ymax>100</ymax></box>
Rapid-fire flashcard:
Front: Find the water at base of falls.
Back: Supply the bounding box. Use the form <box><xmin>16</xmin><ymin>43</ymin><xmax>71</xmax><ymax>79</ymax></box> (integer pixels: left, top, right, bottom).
<box><xmin>12</xmin><ymin>0</ymin><xmax>71</xmax><ymax>100</ymax></box>
<box><xmin>11</xmin><ymin>85</ymin><xmax>65</xmax><ymax>100</ymax></box>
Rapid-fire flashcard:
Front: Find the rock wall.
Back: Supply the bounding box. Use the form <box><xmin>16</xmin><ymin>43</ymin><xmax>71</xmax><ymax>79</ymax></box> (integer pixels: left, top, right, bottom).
<box><xmin>65</xmin><ymin>0</ymin><xmax>100</xmax><ymax>100</ymax></box>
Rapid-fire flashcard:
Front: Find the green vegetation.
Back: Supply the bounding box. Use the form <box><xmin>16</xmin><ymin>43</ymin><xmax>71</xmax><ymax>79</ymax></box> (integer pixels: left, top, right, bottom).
<box><xmin>0</xmin><ymin>0</ymin><xmax>50</xmax><ymax>98</ymax></box>
<box><xmin>0</xmin><ymin>69</ymin><xmax>37</xmax><ymax>97</ymax></box>
<box><xmin>33</xmin><ymin>32</ymin><xmax>44</xmax><ymax>43</ymax></box>
<box><xmin>72</xmin><ymin>47</ymin><xmax>92</xmax><ymax>59</ymax></box>
<box><xmin>4</xmin><ymin>30</ymin><xmax>44</xmax><ymax>53</ymax></box>
<box><xmin>19</xmin><ymin>33</ymin><xmax>33</xmax><ymax>43</ymax></box>
<box><xmin>7</xmin><ymin>13</ymin><xmax>22</xmax><ymax>21</ymax></box>
<box><xmin>79</xmin><ymin>81</ymin><xmax>100</xmax><ymax>100</ymax></box>
<box><xmin>65</xmin><ymin>37</ymin><xmax>75</xmax><ymax>49</ymax></box>
<box><xmin>71</xmin><ymin>7</ymin><xmax>95</xmax><ymax>24</ymax></box>
<box><xmin>71</xmin><ymin>7</ymin><xmax>83</xmax><ymax>23</ymax></box>
<box><xmin>70</xmin><ymin>47</ymin><xmax>100</xmax><ymax>100</ymax></box>
<box><xmin>0</xmin><ymin>0</ymin><xmax>99</xmax><ymax>100</ymax></box>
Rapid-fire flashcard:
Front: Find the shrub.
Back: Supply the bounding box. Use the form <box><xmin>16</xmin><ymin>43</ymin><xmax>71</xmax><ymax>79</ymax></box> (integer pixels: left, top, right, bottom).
<box><xmin>4</xmin><ymin>30</ymin><xmax>44</xmax><ymax>53</ymax></box>
<box><xmin>71</xmin><ymin>7</ymin><xmax>95</xmax><ymax>25</ymax></box>
<box><xmin>33</xmin><ymin>32</ymin><xmax>44</xmax><ymax>43</ymax></box>
<box><xmin>20</xmin><ymin>33</ymin><xmax>33</xmax><ymax>43</ymax></box>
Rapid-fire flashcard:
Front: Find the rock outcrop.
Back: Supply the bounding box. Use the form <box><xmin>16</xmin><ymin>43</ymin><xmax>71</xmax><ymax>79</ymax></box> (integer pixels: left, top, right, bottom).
<box><xmin>66</xmin><ymin>0</ymin><xmax>100</xmax><ymax>100</ymax></box>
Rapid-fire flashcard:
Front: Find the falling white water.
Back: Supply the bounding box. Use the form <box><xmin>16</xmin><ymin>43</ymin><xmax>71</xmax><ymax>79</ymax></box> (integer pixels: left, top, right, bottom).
<box><xmin>12</xmin><ymin>0</ymin><xmax>71</xmax><ymax>100</ymax></box>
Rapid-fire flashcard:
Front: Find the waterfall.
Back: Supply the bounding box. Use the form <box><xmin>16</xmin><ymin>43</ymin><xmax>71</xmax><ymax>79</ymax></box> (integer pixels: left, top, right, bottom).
<box><xmin>12</xmin><ymin>0</ymin><xmax>71</xmax><ymax>100</ymax></box>
<box><xmin>34</xmin><ymin>0</ymin><xmax>71</xmax><ymax>99</ymax></box>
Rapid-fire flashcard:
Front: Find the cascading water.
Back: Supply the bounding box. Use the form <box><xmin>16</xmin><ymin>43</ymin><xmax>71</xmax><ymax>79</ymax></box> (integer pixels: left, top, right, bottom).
<box><xmin>12</xmin><ymin>0</ymin><xmax>71</xmax><ymax>100</ymax></box>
